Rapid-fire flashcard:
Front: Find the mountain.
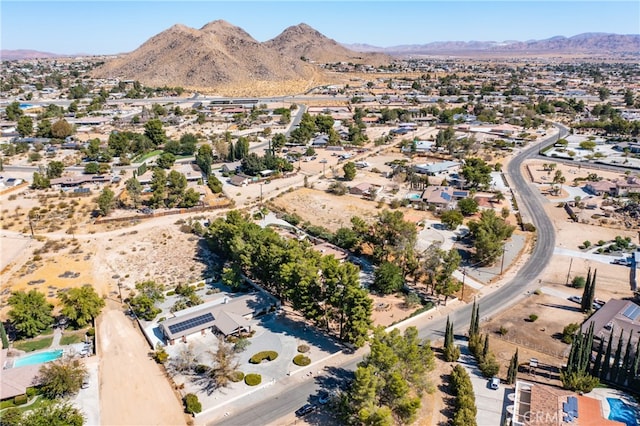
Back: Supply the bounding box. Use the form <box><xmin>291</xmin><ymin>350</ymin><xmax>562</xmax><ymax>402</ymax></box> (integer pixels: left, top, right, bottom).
<box><xmin>1</xmin><ymin>49</ymin><xmax>66</xmax><ymax>61</ymax></box>
<box><xmin>345</xmin><ymin>33</ymin><xmax>640</xmax><ymax>55</ymax></box>
<box><xmin>264</xmin><ymin>23</ymin><xmax>390</xmax><ymax>65</ymax></box>
<box><xmin>92</xmin><ymin>21</ymin><xmax>391</xmax><ymax>89</ymax></box>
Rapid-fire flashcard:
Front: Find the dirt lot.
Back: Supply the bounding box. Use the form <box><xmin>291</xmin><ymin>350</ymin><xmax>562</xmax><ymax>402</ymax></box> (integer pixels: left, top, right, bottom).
<box><xmin>98</xmin><ymin>304</ymin><xmax>187</xmax><ymax>425</ymax></box>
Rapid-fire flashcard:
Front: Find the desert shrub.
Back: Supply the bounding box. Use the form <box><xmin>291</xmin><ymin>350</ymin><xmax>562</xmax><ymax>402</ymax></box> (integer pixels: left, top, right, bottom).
<box><xmin>249</xmin><ymin>351</ymin><xmax>278</xmax><ymax>364</ymax></box>
<box><xmin>244</xmin><ymin>373</ymin><xmax>262</xmax><ymax>386</ymax></box>
<box><xmin>293</xmin><ymin>354</ymin><xmax>311</xmax><ymax>366</ymax></box>
<box><xmin>166</xmin><ymin>290</ymin><xmax>176</xmax><ymax>296</ymax></box>
<box><xmin>498</xmin><ymin>326</ymin><xmax>508</xmax><ymax>336</ymax></box>
<box><xmin>528</xmin><ymin>314</ymin><xmax>538</xmax><ymax>322</ymax></box>
<box><xmin>571</xmin><ymin>276</ymin><xmax>586</xmax><ymax>288</ymax></box>
<box><xmin>230</xmin><ymin>371</ymin><xmax>245</xmax><ymax>382</ymax></box>
<box><xmin>26</xmin><ymin>387</ymin><xmax>38</xmax><ymax>398</ymax></box>
<box><xmin>297</xmin><ymin>344</ymin><xmax>310</xmax><ymax>353</ymax></box>
<box><xmin>183</xmin><ymin>393</ymin><xmax>202</xmax><ymax>414</ymax></box>
<box><xmin>14</xmin><ymin>394</ymin><xmax>28</xmax><ymax>405</ymax></box>
<box><xmin>561</xmin><ymin>323</ymin><xmax>580</xmax><ymax>344</ymax></box>
<box><xmin>523</xmin><ymin>223</ymin><xmax>536</xmax><ymax>232</ymax></box>
<box><xmin>533</xmin><ymin>288</ymin><xmax>542</xmax><ymax>295</ymax></box>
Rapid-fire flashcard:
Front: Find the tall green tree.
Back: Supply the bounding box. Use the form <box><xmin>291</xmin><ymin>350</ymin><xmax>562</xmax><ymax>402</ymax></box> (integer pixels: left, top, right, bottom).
<box><xmin>59</xmin><ymin>286</ymin><xmax>105</xmax><ymax>327</ymax></box>
<box><xmin>195</xmin><ymin>144</ymin><xmax>214</xmax><ymax>177</ymax></box>
<box><xmin>46</xmin><ymin>161</ymin><xmax>65</xmax><ymax>179</ymax></box>
<box><xmin>461</xmin><ymin>158</ymin><xmax>492</xmax><ymax>189</ymax></box>
<box><xmin>17</xmin><ymin>115</ymin><xmax>33</xmax><ymax>137</ymax></box>
<box><xmin>443</xmin><ymin>316</ymin><xmax>460</xmax><ymax>362</ymax></box>
<box><xmin>343</xmin><ymin>161</ymin><xmax>357</xmax><ymax>181</ymax></box>
<box><xmin>38</xmin><ymin>357</ymin><xmax>88</xmax><ymax>398</ymax></box>
<box><xmin>125</xmin><ymin>177</ymin><xmax>142</xmax><ymax>208</ymax></box>
<box><xmin>144</xmin><ymin>119</ymin><xmax>167</xmax><ymax>146</ymax></box>
<box><xmin>19</xmin><ymin>402</ymin><xmax>85</xmax><ymax>426</ymax></box>
<box><xmin>372</xmin><ymin>262</ymin><xmax>404</xmax><ymax>295</ymax></box>
<box><xmin>506</xmin><ymin>349</ymin><xmax>519</xmax><ymax>384</ymax></box>
<box><xmin>468</xmin><ymin>209</ymin><xmax>515</xmax><ymax>265</ymax></box>
<box><xmin>96</xmin><ymin>187</ymin><xmax>115</xmax><ymax>216</ymax></box>
<box><xmin>7</xmin><ymin>290</ymin><xmax>54</xmax><ymax>338</ymax></box>
<box><xmin>5</xmin><ymin>101</ymin><xmax>23</xmax><ymax>120</ymax></box>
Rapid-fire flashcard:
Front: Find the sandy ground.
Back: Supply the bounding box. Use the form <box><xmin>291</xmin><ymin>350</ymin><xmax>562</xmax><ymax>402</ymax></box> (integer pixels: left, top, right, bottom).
<box><xmin>98</xmin><ymin>304</ymin><xmax>187</xmax><ymax>426</ymax></box>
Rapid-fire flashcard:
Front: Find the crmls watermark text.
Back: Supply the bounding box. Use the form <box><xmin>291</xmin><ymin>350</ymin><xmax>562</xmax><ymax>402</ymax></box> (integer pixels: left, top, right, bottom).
<box><xmin>519</xmin><ymin>411</ymin><xmax>559</xmax><ymax>424</ymax></box>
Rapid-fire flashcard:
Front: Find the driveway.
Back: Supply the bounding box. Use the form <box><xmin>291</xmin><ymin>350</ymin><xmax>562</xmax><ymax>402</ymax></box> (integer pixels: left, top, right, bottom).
<box><xmin>456</xmin><ymin>339</ymin><xmax>507</xmax><ymax>426</ymax></box>
<box><xmin>70</xmin><ymin>357</ymin><xmax>100</xmax><ymax>426</ymax></box>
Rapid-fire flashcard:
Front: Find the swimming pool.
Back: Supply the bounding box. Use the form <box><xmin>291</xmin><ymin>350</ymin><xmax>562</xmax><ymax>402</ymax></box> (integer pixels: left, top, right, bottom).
<box><xmin>13</xmin><ymin>349</ymin><xmax>63</xmax><ymax>368</ymax></box>
<box><xmin>608</xmin><ymin>397</ymin><xmax>640</xmax><ymax>426</ymax></box>
<box><xmin>406</xmin><ymin>193</ymin><xmax>421</xmax><ymax>200</ymax></box>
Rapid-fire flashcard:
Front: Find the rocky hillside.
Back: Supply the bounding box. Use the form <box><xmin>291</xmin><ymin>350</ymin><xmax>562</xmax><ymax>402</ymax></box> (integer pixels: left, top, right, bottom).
<box><xmin>92</xmin><ymin>20</ymin><xmax>391</xmax><ymax>89</ymax></box>
<box><xmin>264</xmin><ymin>23</ymin><xmax>390</xmax><ymax>65</ymax></box>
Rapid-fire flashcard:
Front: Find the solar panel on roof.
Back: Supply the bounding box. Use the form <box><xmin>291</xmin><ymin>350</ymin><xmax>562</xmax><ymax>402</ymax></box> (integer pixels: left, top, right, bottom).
<box><xmin>452</xmin><ymin>191</ymin><xmax>467</xmax><ymax>197</ymax></box>
<box><xmin>167</xmin><ymin>312</ymin><xmax>214</xmax><ymax>334</ymax></box>
<box><xmin>622</xmin><ymin>304</ymin><xmax>640</xmax><ymax>321</ymax></box>
<box><xmin>441</xmin><ymin>192</ymin><xmax>451</xmax><ymax>201</ymax></box>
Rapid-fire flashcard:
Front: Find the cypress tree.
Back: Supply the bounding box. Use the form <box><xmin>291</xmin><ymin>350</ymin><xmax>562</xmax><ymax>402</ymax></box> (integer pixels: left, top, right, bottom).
<box><xmin>611</xmin><ymin>331</ymin><xmax>625</xmax><ymax>383</ymax></box>
<box><xmin>581</xmin><ymin>268</ymin><xmax>592</xmax><ymax>312</ymax></box>
<box><xmin>621</xmin><ymin>331</ymin><xmax>634</xmax><ymax>379</ymax></box>
<box><xmin>482</xmin><ymin>334</ymin><xmax>490</xmax><ymax>360</ymax></box>
<box><xmin>633</xmin><ymin>338</ymin><xmax>640</xmax><ymax>378</ymax></box>
<box><xmin>587</xmin><ymin>269</ymin><xmax>597</xmax><ymax>310</ymax></box>
<box><xmin>469</xmin><ymin>300</ymin><xmax>477</xmax><ymax>337</ymax></box>
<box><xmin>445</xmin><ymin>316</ymin><xmax>452</xmax><ymax>347</ymax></box>
<box><xmin>592</xmin><ymin>338</ymin><xmax>604</xmax><ymax>378</ymax></box>
<box><xmin>580</xmin><ymin>323</ymin><xmax>594</xmax><ymax>372</ymax></box>
<box><xmin>506</xmin><ymin>349</ymin><xmax>519</xmax><ymax>384</ymax></box>
<box><xmin>601</xmin><ymin>329</ymin><xmax>614</xmax><ymax>380</ymax></box>
<box><xmin>473</xmin><ymin>303</ymin><xmax>480</xmax><ymax>337</ymax></box>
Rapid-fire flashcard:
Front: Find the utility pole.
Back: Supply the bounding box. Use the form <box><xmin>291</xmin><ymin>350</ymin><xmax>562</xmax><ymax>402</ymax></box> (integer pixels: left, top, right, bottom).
<box><xmin>565</xmin><ymin>258</ymin><xmax>574</xmax><ymax>286</ymax></box>
<box><xmin>500</xmin><ymin>246</ymin><xmax>506</xmax><ymax>275</ymax></box>
<box><xmin>461</xmin><ymin>268</ymin><xmax>466</xmax><ymax>301</ymax></box>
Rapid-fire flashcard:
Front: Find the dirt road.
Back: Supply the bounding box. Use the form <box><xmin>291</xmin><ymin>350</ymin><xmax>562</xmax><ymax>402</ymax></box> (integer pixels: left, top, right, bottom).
<box><xmin>98</xmin><ymin>305</ymin><xmax>187</xmax><ymax>426</ymax></box>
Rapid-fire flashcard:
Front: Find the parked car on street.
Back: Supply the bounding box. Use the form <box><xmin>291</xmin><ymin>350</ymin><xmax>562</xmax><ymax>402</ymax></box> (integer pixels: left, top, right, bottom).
<box><xmin>295</xmin><ymin>403</ymin><xmax>317</xmax><ymax>417</ymax></box>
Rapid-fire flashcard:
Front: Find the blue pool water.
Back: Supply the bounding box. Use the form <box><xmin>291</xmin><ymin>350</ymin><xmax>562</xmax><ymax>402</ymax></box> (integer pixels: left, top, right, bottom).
<box><xmin>18</xmin><ymin>103</ymin><xmax>34</xmax><ymax>110</ymax></box>
<box><xmin>406</xmin><ymin>193</ymin><xmax>421</xmax><ymax>200</ymax></box>
<box><xmin>608</xmin><ymin>398</ymin><xmax>640</xmax><ymax>426</ymax></box>
<box><xmin>13</xmin><ymin>349</ymin><xmax>63</xmax><ymax>368</ymax></box>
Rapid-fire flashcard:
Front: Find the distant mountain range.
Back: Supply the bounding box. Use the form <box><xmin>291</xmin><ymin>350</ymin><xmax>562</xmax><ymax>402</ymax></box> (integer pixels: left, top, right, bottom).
<box><xmin>344</xmin><ymin>33</ymin><xmax>640</xmax><ymax>55</ymax></box>
<box><xmin>1</xmin><ymin>49</ymin><xmax>66</xmax><ymax>61</ymax></box>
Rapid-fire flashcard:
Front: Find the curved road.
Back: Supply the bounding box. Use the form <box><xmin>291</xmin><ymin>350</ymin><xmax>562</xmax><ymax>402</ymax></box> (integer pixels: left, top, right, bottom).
<box><xmin>212</xmin><ymin>125</ymin><xmax>569</xmax><ymax>426</ymax></box>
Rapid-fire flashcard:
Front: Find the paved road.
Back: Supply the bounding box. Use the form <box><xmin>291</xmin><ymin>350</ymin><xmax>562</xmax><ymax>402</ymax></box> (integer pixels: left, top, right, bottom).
<box><xmin>212</xmin><ymin>126</ymin><xmax>568</xmax><ymax>426</ymax></box>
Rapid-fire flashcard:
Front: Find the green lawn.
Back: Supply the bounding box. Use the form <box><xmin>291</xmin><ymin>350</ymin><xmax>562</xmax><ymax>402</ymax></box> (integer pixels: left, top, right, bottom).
<box><xmin>60</xmin><ymin>333</ymin><xmax>84</xmax><ymax>346</ymax></box>
<box><xmin>0</xmin><ymin>395</ymin><xmax>55</xmax><ymax>414</ymax></box>
<box><xmin>132</xmin><ymin>150</ymin><xmax>163</xmax><ymax>163</ymax></box>
<box><xmin>13</xmin><ymin>337</ymin><xmax>53</xmax><ymax>352</ymax></box>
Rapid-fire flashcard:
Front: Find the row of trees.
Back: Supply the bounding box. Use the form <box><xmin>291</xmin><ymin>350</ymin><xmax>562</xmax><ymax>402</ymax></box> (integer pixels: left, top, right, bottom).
<box><xmin>206</xmin><ymin>211</ymin><xmax>372</xmax><ymax>347</ymax></box>
<box><xmin>7</xmin><ymin>287</ymin><xmax>104</xmax><ymax>338</ymax></box>
<box><xmin>339</xmin><ymin>327</ymin><xmax>435</xmax><ymax>425</ymax></box>
<box><xmin>580</xmin><ymin>268</ymin><xmax>597</xmax><ymax>313</ymax></box>
<box><xmin>449</xmin><ymin>365</ymin><xmax>477</xmax><ymax>426</ymax></box>
<box><xmin>467</xmin><ymin>301</ymin><xmax>500</xmax><ymax>378</ymax></box>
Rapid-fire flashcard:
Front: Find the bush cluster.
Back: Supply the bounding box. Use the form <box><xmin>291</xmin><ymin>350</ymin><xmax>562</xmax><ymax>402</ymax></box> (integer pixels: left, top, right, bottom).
<box><xmin>469</xmin><ymin>334</ymin><xmax>500</xmax><ymax>378</ymax></box>
<box><xmin>249</xmin><ymin>351</ymin><xmax>278</xmax><ymax>364</ymax></box>
<box><xmin>297</xmin><ymin>344</ymin><xmax>310</xmax><ymax>353</ymax></box>
<box><xmin>244</xmin><ymin>373</ymin><xmax>262</xmax><ymax>386</ymax></box>
<box><xmin>293</xmin><ymin>354</ymin><xmax>311</xmax><ymax>366</ymax></box>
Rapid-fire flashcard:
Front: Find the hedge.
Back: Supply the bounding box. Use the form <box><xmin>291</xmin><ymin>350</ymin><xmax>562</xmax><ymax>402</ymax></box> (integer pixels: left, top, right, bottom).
<box><xmin>230</xmin><ymin>371</ymin><xmax>245</xmax><ymax>382</ymax></box>
<box><xmin>0</xmin><ymin>322</ymin><xmax>9</xmax><ymax>349</ymax></box>
<box><xmin>244</xmin><ymin>373</ymin><xmax>262</xmax><ymax>386</ymax></box>
<box><xmin>13</xmin><ymin>394</ymin><xmax>28</xmax><ymax>406</ymax></box>
<box><xmin>249</xmin><ymin>351</ymin><xmax>278</xmax><ymax>364</ymax></box>
<box><xmin>293</xmin><ymin>354</ymin><xmax>311</xmax><ymax>366</ymax></box>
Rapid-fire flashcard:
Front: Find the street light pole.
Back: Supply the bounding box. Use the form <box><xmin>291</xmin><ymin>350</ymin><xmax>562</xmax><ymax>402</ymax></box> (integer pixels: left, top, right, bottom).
<box><xmin>259</xmin><ymin>183</ymin><xmax>263</xmax><ymax>205</ymax></box>
<box><xmin>461</xmin><ymin>268</ymin><xmax>466</xmax><ymax>301</ymax></box>
<box><xmin>500</xmin><ymin>246</ymin><xmax>506</xmax><ymax>275</ymax></box>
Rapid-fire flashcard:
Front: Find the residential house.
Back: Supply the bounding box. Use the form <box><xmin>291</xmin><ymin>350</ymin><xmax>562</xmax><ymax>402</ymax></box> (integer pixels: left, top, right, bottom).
<box><xmin>414</xmin><ymin>161</ymin><xmax>461</xmax><ymax>176</ymax></box>
<box><xmin>581</xmin><ymin>299</ymin><xmax>640</xmax><ymax>351</ymax></box>
<box><xmin>160</xmin><ymin>292</ymin><xmax>276</xmax><ymax>344</ymax></box>
<box><xmin>421</xmin><ymin>186</ymin><xmax>469</xmax><ymax>209</ymax></box>
<box><xmin>401</xmin><ymin>140</ymin><xmax>434</xmax><ymax>154</ymax></box>
<box><xmin>350</xmin><ymin>182</ymin><xmax>381</xmax><ymax>198</ymax></box>
<box><xmin>585</xmin><ymin>180</ymin><xmax>616</xmax><ymax>196</ymax></box>
<box><xmin>229</xmin><ymin>175</ymin><xmax>251</xmax><ymax>187</ymax></box>
<box><xmin>614</xmin><ymin>177</ymin><xmax>640</xmax><ymax>196</ymax></box>
<box><xmin>221</xmin><ymin>161</ymin><xmax>242</xmax><ymax>174</ymax></box>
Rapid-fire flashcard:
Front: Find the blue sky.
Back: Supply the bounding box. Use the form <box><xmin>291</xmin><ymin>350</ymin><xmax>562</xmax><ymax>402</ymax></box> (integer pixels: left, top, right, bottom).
<box><xmin>2</xmin><ymin>1</ymin><xmax>639</xmax><ymax>54</ymax></box>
